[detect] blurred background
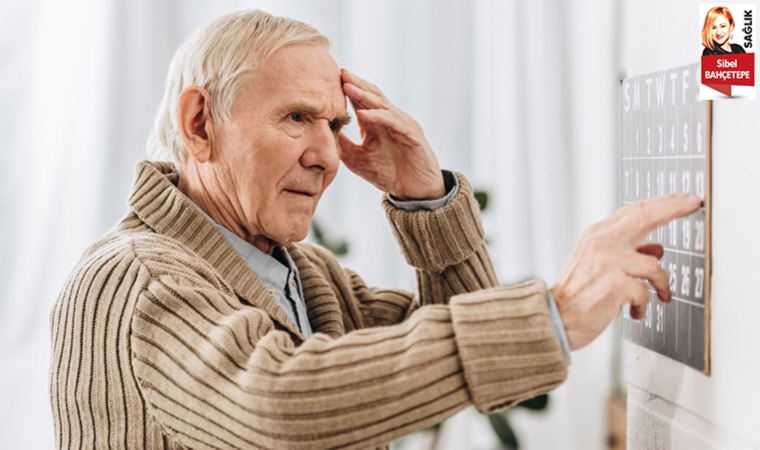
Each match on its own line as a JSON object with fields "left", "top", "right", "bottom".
{"left": 1, "top": 0, "right": 625, "bottom": 448}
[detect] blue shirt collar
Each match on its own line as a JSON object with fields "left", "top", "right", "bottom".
{"left": 194, "top": 207, "right": 297, "bottom": 294}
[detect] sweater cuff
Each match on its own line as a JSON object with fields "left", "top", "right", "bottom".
{"left": 382, "top": 171, "right": 484, "bottom": 273}
{"left": 386, "top": 170, "right": 459, "bottom": 211}
{"left": 449, "top": 279, "right": 569, "bottom": 413}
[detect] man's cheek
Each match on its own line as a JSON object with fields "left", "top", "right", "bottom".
{"left": 324, "top": 169, "right": 338, "bottom": 190}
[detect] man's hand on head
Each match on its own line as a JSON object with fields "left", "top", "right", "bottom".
{"left": 338, "top": 69, "right": 445, "bottom": 201}
{"left": 553, "top": 193, "right": 702, "bottom": 351}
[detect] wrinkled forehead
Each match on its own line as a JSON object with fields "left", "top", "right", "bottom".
{"left": 240, "top": 43, "right": 346, "bottom": 117}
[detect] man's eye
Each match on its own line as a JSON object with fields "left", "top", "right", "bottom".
{"left": 289, "top": 112, "right": 304, "bottom": 122}
{"left": 328, "top": 120, "right": 342, "bottom": 132}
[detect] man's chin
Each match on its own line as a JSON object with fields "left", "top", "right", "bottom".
{"left": 273, "top": 221, "right": 312, "bottom": 246}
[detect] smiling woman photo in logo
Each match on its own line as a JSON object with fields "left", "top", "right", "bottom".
{"left": 702, "top": 6, "right": 747, "bottom": 55}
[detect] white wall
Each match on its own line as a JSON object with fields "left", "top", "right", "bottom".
{"left": 622, "top": 1, "right": 760, "bottom": 448}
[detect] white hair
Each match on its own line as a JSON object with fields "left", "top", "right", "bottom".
{"left": 146, "top": 9, "right": 330, "bottom": 164}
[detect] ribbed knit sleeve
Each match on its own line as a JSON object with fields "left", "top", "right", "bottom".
{"left": 382, "top": 172, "right": 500, "bottom": 306}
{"left": 296, "top": 242, "right": 417, "bottom": 330}
{"left": 128, "top": 238, "right": 567, "bottom": 449}
{"left": 449, "top": 280, "right": 568, "bottom": 412}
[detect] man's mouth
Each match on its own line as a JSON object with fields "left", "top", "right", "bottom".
{"left": 284, "top": 189, "right": 317, "bottom": 197}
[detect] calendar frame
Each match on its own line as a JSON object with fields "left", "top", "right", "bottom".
{"left": 619, "top": 63, "right": 712, "bottom": 375}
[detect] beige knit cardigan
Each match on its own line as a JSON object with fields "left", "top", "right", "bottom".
{"left": 49, "top": 160, "right": 568, "bottom": 449}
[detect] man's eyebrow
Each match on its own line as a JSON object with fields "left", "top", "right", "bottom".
{"left": 281, "top": 102, "right": 351, "bottom": 125}
{"left": 282, "top": 102, "right": 321, "bottom": 115}
{"left": 336, "top": 115, "right": 352, "bottom": 127}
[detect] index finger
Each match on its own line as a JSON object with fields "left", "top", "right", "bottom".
{"left": 341, "top": 69, "right": 385, "bottom": 98}
{"left": 617, "top": 193, "right": 702, "bottom": 241}
{"left": 343, "top": 82, "right": 387, "bottom": 110}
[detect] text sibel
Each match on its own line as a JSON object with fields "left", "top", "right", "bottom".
{"left": 716, "top": 59, "right": 738, "bottom": 68}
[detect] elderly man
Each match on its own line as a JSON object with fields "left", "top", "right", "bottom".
{"left": 49, "top": 9, "right": 701, "bottom": 450}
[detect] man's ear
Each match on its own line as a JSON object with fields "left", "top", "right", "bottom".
{"left": 178, "top": 86, "right": 215, "bottom": 163}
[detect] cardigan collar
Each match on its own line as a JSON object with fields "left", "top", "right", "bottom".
{"left": 126, "top": 160, "right": 345, "bottom": 342}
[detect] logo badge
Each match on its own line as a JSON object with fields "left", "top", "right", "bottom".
{"left": 699, "top": 4, "right": 756, "bottom": 99}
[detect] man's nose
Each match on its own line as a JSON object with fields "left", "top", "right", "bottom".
{"left": 301, "top": 120, "right": 340, "bottom": 172}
